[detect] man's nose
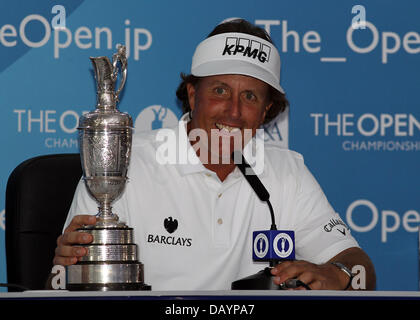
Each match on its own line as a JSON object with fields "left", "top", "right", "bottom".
{"left": 227, "top": 94, "right": 241, "bottom": 119}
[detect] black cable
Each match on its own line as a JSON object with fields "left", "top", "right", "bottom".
{"left": 296, "top": 280, "right": 312, "bottom": 290}
{"left": 281, "top": 279, "right": 312, "bottom": 290}
{"left": 233, "top": 151, "right": 277, "bottom": 231}
{"left": 266, "top": 199, "right": 277, "bottom": 231}
{"left": 0, "top": 283, "right": 29, "bottom": 291}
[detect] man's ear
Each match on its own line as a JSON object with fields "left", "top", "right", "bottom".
{"left": 262, "top": 101, "right": 273, "bottom": 123}
{"left": 186, "top": 83, "right": 196, "bottom": 111}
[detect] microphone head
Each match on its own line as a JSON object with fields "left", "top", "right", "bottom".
{"left": 252, "top": 230, "right": 295, "bottom": 261}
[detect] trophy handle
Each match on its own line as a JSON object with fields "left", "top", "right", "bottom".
{"left": 112, "top": 44, "right": 127, "bottom": 103}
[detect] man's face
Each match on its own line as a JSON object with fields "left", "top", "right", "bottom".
{"left": 186, "top": 74, "right": 272, "bottom": 163}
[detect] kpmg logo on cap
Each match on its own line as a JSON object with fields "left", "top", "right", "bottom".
{"left": 222, "top": 37, "right": 271, "bottom": 63}
{"left": 252, "top": 230, "right": 295, "bottom": 261}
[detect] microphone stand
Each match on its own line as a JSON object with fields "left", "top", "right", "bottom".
{"left": 231, "top": 202, "right": 282, "bottom": 289}
{"left": 231, "top": 152, "right": 305, "bottom": 290}
{"left": 231, "top": 151, "right": 281, "bottom": 289}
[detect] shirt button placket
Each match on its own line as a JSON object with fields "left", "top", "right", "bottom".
{"left": 214, "top": 188, "right": 229, "bottom": 246}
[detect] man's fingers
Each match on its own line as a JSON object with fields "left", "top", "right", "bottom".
{"left": 53, "top": 255, "right": 78, "bottom": 266}
{"left": 295, "top": 272, "right": 318, "bottom": 290}
{"left": 271, "top": 261, "right": 307, "bottom": 284}
{"left": 271, "top": 260, "right": 307, "bottom": 274}
{"left": 58, "top": 231, "right": 93, "bottom": 246}
{"left": 53, "top": 215, "right": 96, "bottom": 267}
{"left": 271, "top": 261, "right": 293, "bottom": 274}
{"left": 63, "top": 215, "right": 96, "bottom": 233}
{"left": 55, "top": 243, "right": 88, "bottom": 258}
{"left": 271, "top": 261, "right": 334, "bottom": 290}
{"left": 54, "top": 231, "right": 91, "bottom": 266}
{"left": 306, "top": 280, "right": 323, "bottom": 290}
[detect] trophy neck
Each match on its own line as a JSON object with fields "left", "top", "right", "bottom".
{"left": 97, "top": 92, "right": 116, "bottom": 110}
{"left": 96, "top": 203, "right": 126, "bottom": 228}
{"left": 90, "top": 56, "right": 117, "bottom": 110}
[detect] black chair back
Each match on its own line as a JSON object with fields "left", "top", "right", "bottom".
{"left": 5, "top": 153, "right": 82, "bottom": 291}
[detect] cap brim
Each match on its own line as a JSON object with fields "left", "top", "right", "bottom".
{"left": 192, "top": 59, "right": 285, "bottom": 94}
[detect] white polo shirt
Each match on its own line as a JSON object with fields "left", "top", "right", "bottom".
{"left": 65, "top": 114, "right": 359, "bottom": 290}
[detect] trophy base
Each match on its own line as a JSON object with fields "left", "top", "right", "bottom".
{"left": 66, "top": 262, "right": 151, "bottom": 291}
{"left": 231, "top": 267, "right": 281, "bottom": 290}
{"left": 66, "top": 282, "right": 151, "bottom": 291}
{"left": 66, "top": 224, "right": 151, "bottom": 291}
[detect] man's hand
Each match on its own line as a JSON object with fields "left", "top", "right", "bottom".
{"left": 270, "top": 247, "right": 376, "bottom": 290}
{"left": 53, "top": 215, "right": 96, "bottom": 266}
{"left": 270, "top": 260, "right": 348, "bottom": 290}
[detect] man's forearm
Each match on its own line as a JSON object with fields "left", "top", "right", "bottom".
{"left": 328, "top": 247, "right": 376, "bottom": 290}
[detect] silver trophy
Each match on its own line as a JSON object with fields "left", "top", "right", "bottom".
{"left": 66, "top": 45, "right": 150, "bottom": 291}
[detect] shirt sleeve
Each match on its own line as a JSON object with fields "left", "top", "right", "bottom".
{"left": 292, "top": 160, "right": 359, "bottom": 264}
{"left": 63, "top": 178, "right": 98, "bottom": 232}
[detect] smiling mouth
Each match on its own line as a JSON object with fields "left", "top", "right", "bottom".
{"left": 215, "top": 123, "right": 241, "bottom": 133}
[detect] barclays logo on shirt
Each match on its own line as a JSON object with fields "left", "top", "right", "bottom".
{"left": 147, "top": 234, "right": 192, "bottom": 247}
{"left": 147, "top": 216, "right": 193, "bottom": 247}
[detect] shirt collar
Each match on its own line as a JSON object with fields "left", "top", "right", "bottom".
{"left": 173, "top": 113, "right": 208, "bottom": 176}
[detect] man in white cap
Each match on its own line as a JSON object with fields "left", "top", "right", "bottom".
{"left": 53, "top": 19, "right": 375, "bottom": 290}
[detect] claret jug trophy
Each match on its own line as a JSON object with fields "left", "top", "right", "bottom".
{"left": 66, "top": 45, "right": 150, "bottom": 291}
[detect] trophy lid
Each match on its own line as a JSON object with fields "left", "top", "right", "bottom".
{"left": 79, "top": 45, "right": 133, "bottom": 131}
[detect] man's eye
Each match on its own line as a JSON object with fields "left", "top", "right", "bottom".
{"left": 214, "top": 87, "right": 226, "bottom": 95}
{"left": 245, "top": 91, "right": 256, "bottom": 101}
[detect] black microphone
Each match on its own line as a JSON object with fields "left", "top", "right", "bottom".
{"left": 231, "top": 151, "right": 298, "bottom": 290}
{"left": 232, "top": 151, "right": 277, "bottom": 231}
{"left": 232, "top": 151, "right": 270, "bottom": 201}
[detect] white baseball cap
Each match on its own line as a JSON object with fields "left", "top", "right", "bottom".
{"left": 191, "top": 32, "right": 284, "bottom": 94}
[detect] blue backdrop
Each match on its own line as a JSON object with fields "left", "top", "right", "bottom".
{"left": 0, "top": 0, "right": 419, "bottom": 291}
